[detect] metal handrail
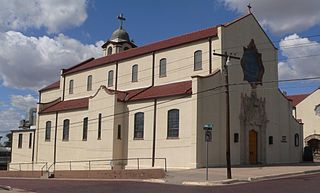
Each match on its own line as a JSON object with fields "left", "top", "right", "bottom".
{"left": 8, "top": 158, "right": 167, "bottom": 172}
{"left": 53, "top": 157, "right": 167, "bottom": 172}
{"left": 8, "top": 162, "right": 48, "bottom": 171}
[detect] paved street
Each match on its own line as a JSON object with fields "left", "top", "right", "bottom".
{"left": 0, "top": 173, "right": 320, "bottom": 193}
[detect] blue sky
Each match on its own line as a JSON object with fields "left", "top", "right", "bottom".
{"left": 0, "top": 0, "right": 320, "bottom": 136}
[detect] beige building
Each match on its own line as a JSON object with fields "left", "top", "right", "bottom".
{"left": 288, "top": 88, "right": 320, "bottom": 151}
{"left": 10, "top": 13, "right": 303, "bottom": 171}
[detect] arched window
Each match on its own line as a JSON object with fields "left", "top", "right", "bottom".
{"left": 167, "top": 109, "right": 179, "bottom": 138}
{"left": 159, "top": 58, "right": 167, "bottom": 77}
{"left": 108, "top": 70, "right": 114, "bottom": 87}
{"left": 45, "top": 121, "right": 51, "bottom": 141}
{"left": 132, "top": 64, "right": 138, "bottom": 82}
{"left": 295, "top": 133, "right": 299, "bottom": 147}
{"left": 107, "top": 47, "right": 112, "bottom": 55}
{"left": 134, "top": 112, "right": 144, "bottom": 139}
{"left": 63, "top": 119, "right": 70, "bottom": 141}
{"left": 87, "top": 75, "right": 92, "bottom": 91}
{"left": 194, "top": 50, "right": 202, "bottom": 71}
{"left": 69, "top": 80, "right": 74, "bottom": 94}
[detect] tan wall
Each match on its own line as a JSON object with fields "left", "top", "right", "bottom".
{"left": 11, "top": 131, "right": 34, "bottom": 164}
{"left": 296, "top": 90, "right": 320, "bottom": 141}
{"left": 40, "top": 89, "right": 60, "bottom": 103}
{"left": 64, "top": 64, "right": 116, "bottom": 100}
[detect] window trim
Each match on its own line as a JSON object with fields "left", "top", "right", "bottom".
{"left": 108, "top": 70, "right": 114, "bottom": 87}
{"left": 167, "top": 109, "right": 179, "bottom": 139}
{"left": 132, "top": 64, "right": 138, "bottom": 82}
{"left": 134, "top": 112, "right": 144, "bottom": 139}
{"left": 159, "top": 58, "right": 167, "bottom": 77}
{"left": 107, "top": 47, "right": 112, "bottom": 55}
{"left": 83, "top": 117, "right": 88, "bottom": 141}
{"left": 87, "top": 75, "right": 93, "bottom": 91}
{"left": 18, "top": 134, "right": 23, "bottom": 148}
{"left": 194, "top": 50, "right": 203, "bottom": 71}
{"left": 45, "top": 121, "right": 51, "bottom": 141}
{"left": 29, "top": 133, "right": 32, "bottom": 149}
{"left": 69, "top": 80, "right": 74, "bottom": 94}
{"left": 62, "top": 119, "right": 70, "bottom": 141}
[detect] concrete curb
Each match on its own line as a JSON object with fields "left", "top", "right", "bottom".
{"left": 0, "top": 185, "right": 11, "bottom": 191}
{"left": 182, "top": 179, "right": 248, "bottom": 186}
{"left": 248, "top": 169, "right": 320, "bottom": 182}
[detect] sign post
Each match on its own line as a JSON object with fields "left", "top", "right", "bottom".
{"left": 203, "top": 123, "right": 213, "bottom": 181}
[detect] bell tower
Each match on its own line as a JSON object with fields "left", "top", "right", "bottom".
{"left": 102, "top": 14, "right": 137, "bottom": 56}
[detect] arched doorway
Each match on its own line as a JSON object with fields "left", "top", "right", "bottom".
{"left": 249, "top": 130, "right": 258, "bottom": 164}
{"left": 305, "top": 134, "right": 320, "bottom": 160}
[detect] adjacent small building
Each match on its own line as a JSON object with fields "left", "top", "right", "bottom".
{"left": 288, "top": 88, "right": 320, "bottom": 153}
{"left": 10, "top": 13, "right": 303, "bottom": 171}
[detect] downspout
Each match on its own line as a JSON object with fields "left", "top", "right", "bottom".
{"left": 115, "top": 62, "right": 119, "bottom": 91}
{"left": 32, "top": 130, "right": 36, "bottom": 162}
{"left": 152, "top": 52, "right": 155, "bottom": 86}
{"left": 208, "top": 37, "right": 212, "bottom": 74}
{"left": 61, "top": 69, "right": 66, "bottom": 101}
{"left": 53, "top": 112, "right": 58, "bottom": 172}
{"left": 36, "top": 91, "right": 41, "bottom": 162}
{"left": 152, "top": 99, "right": 157, "bottom": 167}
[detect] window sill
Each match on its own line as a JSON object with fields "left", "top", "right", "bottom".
{"left": 194, "top": 68, "right": 203, "bottom": 71}
{"left": 45, "top": 139, "right": 50, "bottom": 142}
{"left": 133, "top": 138, "right": 144, "bottom": 140}
{"left": 167, "top": 137, "right": 179, "bottom": 140}
{"left": 159, "top": 75, "right": 167, "bottom": 78}
{"left": 82, "top": 139, "right": 87, "bottom": 141}
{"left": 97, "top": 138, "right": 101, "bottom": 140}
{"left": 62, "top": 139, "right": 69, "bottom": 142}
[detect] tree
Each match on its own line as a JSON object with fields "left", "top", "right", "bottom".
{"left": 3, "top": 133, "right": 12, "bottom": 148}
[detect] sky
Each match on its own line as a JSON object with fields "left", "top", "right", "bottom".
{"left": 0, "top": 0, "right": 320, "bottom": 137}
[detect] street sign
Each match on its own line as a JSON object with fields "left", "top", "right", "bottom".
{"left": 203, "top": 123, "right": 213, "bottom": 130}
{"left": 205, "top": 130, "right": 212, "bottom": 142}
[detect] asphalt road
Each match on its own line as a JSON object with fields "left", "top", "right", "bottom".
{"left": 0, "top": 173, "right": 319, "bottom": 193}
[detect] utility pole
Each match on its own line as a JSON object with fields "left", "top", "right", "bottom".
{"left": 213, "top": 52, "right": 240, "bottom": 179}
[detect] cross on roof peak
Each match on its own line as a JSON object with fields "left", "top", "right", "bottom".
{"left": 247, "top": 4, "right": 252, "bottom": 14}
{"left": 117, "top": 13, "right": 126, "bottom": 29}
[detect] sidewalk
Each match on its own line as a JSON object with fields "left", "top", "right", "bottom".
{"left": 164, "top": 162, "right": 320, "bottom": 185}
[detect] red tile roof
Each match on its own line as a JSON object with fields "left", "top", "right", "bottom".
{"left": 63, "top": 26, "right": 218, "bottom": 75}
{"left": 39, "top": 80, "right": 60, "bottom": 92}
{"left": 118, "top": 81, "right": 192, "bottom": 102}
{"left": 40, "top": 97, "right": 89, "bottom": 114}
{"left": 287, "top": 94, "right": 310, "bottom": 107}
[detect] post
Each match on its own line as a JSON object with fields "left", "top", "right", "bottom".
{"left": 137, "top": 158, "right": 140, "bottom": 170}
{"left": 206, "top": 139, "right": 209, "bottom": 181}
{"left": 224, "top": 52, "right": 232, "bottom": 179}
{"left": 213, "top": 52, "right": 240, "bottom": 179}
{"left": 89, "top": 161, "right": 91, "bottom": 171}
{"left": 69, "top": 161, "right": 72, "bottom": 171}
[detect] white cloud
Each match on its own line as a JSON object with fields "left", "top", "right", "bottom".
{"left": 0, "top": 108, "right": 23, "bottom": 133}
{"left": 219, "top": 0, "right": 320, "bottom": 34}
{"left": 0, "top": 31, "right": 103, "bottom": 90}
{"left": 278, "top": 34, "right": 320, "bottom": 80}
{"left": 0, "top": 0, "right": 88, "bottom": 33}
{"left": 10, "top": 95, "right": 37, "bottom": 111}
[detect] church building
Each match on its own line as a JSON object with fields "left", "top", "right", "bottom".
{"left": 10, "top": 12, "right": 303, "bottom": 171}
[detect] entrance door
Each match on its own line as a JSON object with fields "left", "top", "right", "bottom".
{"left": 249, "top": 130, "right": 257, "bottom": 164}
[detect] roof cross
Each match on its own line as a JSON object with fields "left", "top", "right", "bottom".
{"left": 117, "top": 13, "right": 126, "bottom": 29}
{"left": 247, "top": 4, "right": 252, "bottom": 14}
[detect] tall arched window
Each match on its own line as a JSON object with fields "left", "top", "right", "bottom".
{"left": 132, "top": 64, "right": 138, "bottom": 82}
{"left": 167, "top": 109, "right": 179, "bottom": 138}
{"left": 63, "top": 119, "right": 70, "bottom": 141}
{"left": 108, "top": 70, "right": 114, "bottom": 87}
{"left": 194, "top": 50, "right": 202, "bottom": 71}
{"left": 134, "top": 112, "right": 144, "bottom": 139}
{"left": 45, "top": 121, "right": 51, "bottom": 141}
{"left": 87, "top": 75, "right": 92, "bottom": 91}
{"left": 69, "top": 80, "right": 74, "bottom": 94}
{"left": 159, "top": 58, "right": 167, "bottom": 77}
{"left": 107, "top": 47, "right": 112, "bottom": 55}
